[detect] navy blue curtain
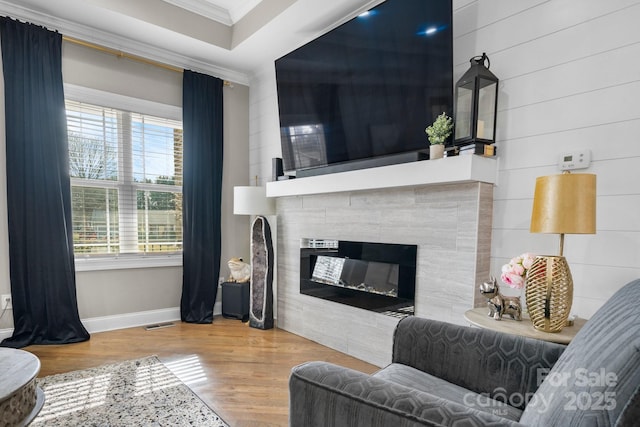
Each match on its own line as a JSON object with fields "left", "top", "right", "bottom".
{"left": 181, "top": 70, "right": 223, "bottom": 323}
{"left": 0, "top": 17, "right": 89, "bottom": 347}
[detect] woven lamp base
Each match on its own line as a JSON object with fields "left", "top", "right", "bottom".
{"left": 525, "top": 255, "right": 573, "bottom": 333}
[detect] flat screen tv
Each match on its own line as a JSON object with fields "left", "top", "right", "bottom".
{"left": 275, "top": 0, "right": 453, "bottom": 176}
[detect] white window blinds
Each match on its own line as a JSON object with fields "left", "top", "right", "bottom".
{"left": 66, "top": 100, "right": 183, "bottom": 256}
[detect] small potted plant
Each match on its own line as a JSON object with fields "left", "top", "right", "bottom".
{"left": 425, "top": 112, "right": 453, "bottom": 159}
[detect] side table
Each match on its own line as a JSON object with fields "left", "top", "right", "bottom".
{"left": 0, "top": 348, "right": 45, "bottom": 426}
{"left": 464, "top": 307, "right": 587, "bottom": 344}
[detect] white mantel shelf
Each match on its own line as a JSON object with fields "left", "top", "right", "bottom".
{"left": 266, "top": 154, "right": 497, "bottom": 197}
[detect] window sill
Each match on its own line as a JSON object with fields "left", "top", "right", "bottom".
{"left": 75, "top": 254, "right": 182, "bottom": 272}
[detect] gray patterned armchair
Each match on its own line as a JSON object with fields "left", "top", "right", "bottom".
{"left": 289, "top": 279, "right": 640, "bottom": 426}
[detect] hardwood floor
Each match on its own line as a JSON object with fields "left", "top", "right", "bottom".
{"left": 24, "top": 316, "right": 378, "bottom": 426}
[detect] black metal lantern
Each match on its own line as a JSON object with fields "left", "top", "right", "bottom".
{"left": 454, "top": 53, "right": 499, "bottom": 147}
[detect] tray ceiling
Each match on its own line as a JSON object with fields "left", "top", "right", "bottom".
{"left": 0, "top": 0, "right": 381, "bottom": 84}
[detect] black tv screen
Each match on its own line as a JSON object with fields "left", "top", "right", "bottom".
{"left": 275, "top": 0, "right": 453, "bottom": 175}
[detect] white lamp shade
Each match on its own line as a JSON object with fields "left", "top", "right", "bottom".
{"left": 233, "top": 186, "right": 275, "bottom": 215}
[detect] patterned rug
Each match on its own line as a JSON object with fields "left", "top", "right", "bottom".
{"left": 31, "top": 356, "right": 228, "bottom": 426}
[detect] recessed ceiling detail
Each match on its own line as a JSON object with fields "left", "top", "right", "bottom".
{"left": 0, "top": 0, "right": 375, "bottom": 83}
{"left": 161, "top": 0, "right": 263, "bottom": 25}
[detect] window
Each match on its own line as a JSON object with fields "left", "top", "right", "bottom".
{"left": 66, "top": 100, "right": 183, "bottom": 257}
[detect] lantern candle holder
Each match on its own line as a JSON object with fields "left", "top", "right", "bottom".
{"left": 454, "top": 52, "right": 499, "bottom": 149}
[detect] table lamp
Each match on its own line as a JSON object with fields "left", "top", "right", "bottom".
{"left": 233, "top": 186, "right": 276, "bottom": 330}
{"left": 526, "top": 172, "right": 596, "bottom": 332}
{"left": 233, "top": 186, "right": 275, "bottom": 217}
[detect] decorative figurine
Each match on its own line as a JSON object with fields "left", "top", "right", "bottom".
{"left": 479, "top": 277, "right": 522, "bottom": 321}
{"left": 249, "top": 216, "right": 274, "bottom": 330}
{"left": 227, "top": 257, "right": 250, "bottom": 283}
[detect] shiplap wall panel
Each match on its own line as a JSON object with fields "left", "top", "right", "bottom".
{"left": 248, "top": 65, "right": 281, "bottom": 186}
{"left": 495, "top": 166, "right": 558, "bottom": 200}
{"left": 495, "top": 160, "right": 640, "bottom": 204}
{"left": 567, "top": 232, "right": 640, "bottom": 267}
{"left": 500, "top": 43, "right": 640, "bottom": 111}
{"left": 491, "top": 228, "right": 555, "bottom": 259}
{"left": 492, "top": 194, "right": 640, "bottom": 244}
{"left": 572, "top": 265, "right": 640, "bottom": 298}
{"left": 497, "top": 120, "right": 640, "bottom": 170}
{"left": 455, "top": 1, "right": 640, "bottom": 73}
{"left": 597, "top": 195, "right": 640, "bottom": 231}
{"left": 489, "top": 229, "right": 640, "bottom": 268}
{"left": 492, "top": 199, "right": 532, "bottom": 229}
{"left": 499, "top": 82, "right": 640, "bottom": 141}
{"left": 592, "top": 158, "right": 640, "bottom": 196}
{"left": 452, "top": 0, "right": 476, "bottom": 12}
{"left": 452, "top": 0, "right": 549, "bottom": 41}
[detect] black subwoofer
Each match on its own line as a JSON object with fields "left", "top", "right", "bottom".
{"left": 221, "top": 281, "right": 250, "bottom": 321}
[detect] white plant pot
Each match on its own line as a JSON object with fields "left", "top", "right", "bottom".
{"left": 429, "top": 144, "right": 444, "bottom": 160}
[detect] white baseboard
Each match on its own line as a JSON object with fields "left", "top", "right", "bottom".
{"left": 0, "top": 328, "right": 12, "bottom": 341}
{"left": 81, "top": 307, "right": 182, "bottom": 334}
{"left": 0, "top": 301, "right": 222, "bottom": 340}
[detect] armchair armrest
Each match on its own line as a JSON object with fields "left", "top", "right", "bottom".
{"left": 392, "top": 316, "right": 566, "bottom": 410}
{"left": 289, "top": 361, "right": 524, "bottom": 427}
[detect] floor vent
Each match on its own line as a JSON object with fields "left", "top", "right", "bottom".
{"left": 144, "top": 322, "right": 175, "bottom": 331}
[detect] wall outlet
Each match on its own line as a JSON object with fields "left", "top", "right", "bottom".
{"left": 1, "top": 294, "right": 12, "bottom": 310}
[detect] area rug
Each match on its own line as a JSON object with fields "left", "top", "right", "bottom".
{"left": 31, "top": 356, "right": 228, "bottom": 426}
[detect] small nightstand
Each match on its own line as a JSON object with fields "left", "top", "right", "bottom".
{"left": 464, "top": 307, "right": 587, "bottom": 344}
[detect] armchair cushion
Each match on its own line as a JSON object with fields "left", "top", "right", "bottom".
{"left": 290, "top": 361, "right": 524, "bottom": 427}
{"left": 373, "top": 363, "right": 523, "bottom": 421}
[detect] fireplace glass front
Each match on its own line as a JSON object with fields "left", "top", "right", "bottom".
{"left": 300, "top": 238, "right": 416, "bottom": 316}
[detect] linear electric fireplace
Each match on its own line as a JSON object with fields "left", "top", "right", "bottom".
{"left": 300, "top": 238, "right": 417, "bottom": 316}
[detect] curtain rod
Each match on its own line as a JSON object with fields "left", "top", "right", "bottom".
{"left": 62, "top": 35, "right": 233, "bottom": 87}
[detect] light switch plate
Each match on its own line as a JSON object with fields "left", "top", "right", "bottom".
{"left": 559, "top": 149, "right": 591, "bottom": 171}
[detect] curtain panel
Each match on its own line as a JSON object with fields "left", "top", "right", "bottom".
{"left": 181, "top": 70, "right": 223, "bottom": 323}
{"left": 0, "top": 17, "right": 89, "bottom": 347}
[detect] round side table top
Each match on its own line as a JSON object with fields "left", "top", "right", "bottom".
{"left": 464, "top": 307, "right": 587, "bottom": 344}
{"left": 0, "top": 348, "right": 40, "bottom": 400}
{"left": 0, "top": 347, "right": 44, "bottom": 426}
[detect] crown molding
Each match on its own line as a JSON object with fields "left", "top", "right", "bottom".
{"left": 226, "top": 0, "right": 263, "bottom": 24}
{"left": 0, "top": 0, "right": 250, "bottom": 85}
{"left": 161, "top": 0, "right": 263, "bottom": 26}
{"left": 161, "top": 0, "right": 233, "bottom": 26}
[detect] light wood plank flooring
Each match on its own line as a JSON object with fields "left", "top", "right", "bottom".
{"left": 24, "top": 316, "right": 378, "bottom": 426}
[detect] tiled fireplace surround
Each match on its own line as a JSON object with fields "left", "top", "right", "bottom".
{"left": 268, "top": 157, "right": 495, "bottom": 367}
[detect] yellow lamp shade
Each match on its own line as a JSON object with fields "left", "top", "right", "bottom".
{"left": 530, "top": 173, "right": 596, "bottom": 235}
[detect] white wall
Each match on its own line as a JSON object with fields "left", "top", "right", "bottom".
{"left": 0, "top": 40, "right": 251, "bottom": 332}
{"left": 248, "top": 0, "right": 640, "bottom": 320}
